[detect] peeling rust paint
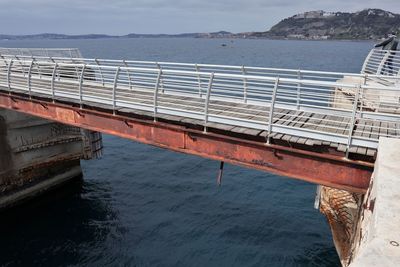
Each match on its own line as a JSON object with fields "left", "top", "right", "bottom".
{"left": 319, "top": 186, "right": 363, "bottom": 266}
{"left": 0, "top": 91, "right": 373, "bottom": 193}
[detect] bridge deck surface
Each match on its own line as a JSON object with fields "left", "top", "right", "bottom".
{"left": 4, "top": 80, "right": 384, "bottom": 160}
{"left": 1, "top": 55, "right": 400, "bottom": 162}
{"left": 3, "top": 49, "right": 398, "bottom": 191}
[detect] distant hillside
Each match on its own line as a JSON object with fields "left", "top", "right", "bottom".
{"left": 0, "top": 31, "right": 234, "bottom": 40}
{"left": 1, "top": 9, "right": 399, "bottom": 41}
{"left": 252, "top": 9, "right": 400, "bottom": 40}
{"left": 125, "top": 31, "right": 233, "bottom": 38}
{"left": 0, "top": 33, "right": 117, "bottom": 40}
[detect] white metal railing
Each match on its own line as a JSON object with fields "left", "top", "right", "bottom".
{"left": 0, "top": 47, "right": 82, "bottom": 58}
{"left": 0, "top": 52, "right": 399, "bottom": 155}
{"left": 362, "top": 49, "right": 400, "bottom": 77}
{"left": 3, "top": 54, "right": 400, "bottom": 83}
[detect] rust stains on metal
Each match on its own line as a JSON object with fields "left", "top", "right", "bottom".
{"left": 0, "top": 92, "right": 373, "bottom": 193}
{"left": 318, "top": 186, "right": 363, "bottom": 265}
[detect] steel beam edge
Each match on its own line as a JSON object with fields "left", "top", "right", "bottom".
{"left": 0, "top": 91, "right": 372, "bottom": 193}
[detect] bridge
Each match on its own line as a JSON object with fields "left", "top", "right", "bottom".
{"left": 0, "top": 48, "right": 399, "bottom": 193}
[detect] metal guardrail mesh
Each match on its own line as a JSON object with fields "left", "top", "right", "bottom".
{"left": 0, "top": 49, "right": 399, "bottom": 154}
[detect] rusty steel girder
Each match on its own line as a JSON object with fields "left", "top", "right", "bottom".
{"left": 0, "top": 92, "right": 373, "bottom": 193}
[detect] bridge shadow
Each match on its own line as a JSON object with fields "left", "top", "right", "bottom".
{"left": 0, "top": 176, "right": 123, "bottom": 266}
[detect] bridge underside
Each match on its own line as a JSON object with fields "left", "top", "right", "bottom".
{"left": 0, "top": 90, "right": 373, "bottom": 193}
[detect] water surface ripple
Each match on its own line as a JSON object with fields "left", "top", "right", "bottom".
{"left": 0, "top": 38, "right": 373, "bottom": 266}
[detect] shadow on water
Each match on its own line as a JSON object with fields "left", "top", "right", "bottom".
{"left": 0, "top": 134, "right": 341, "bottom": 267}
{"left": 0, "top": 177, "right": 123, "bottom": 266}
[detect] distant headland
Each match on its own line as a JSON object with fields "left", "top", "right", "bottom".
{"left": 1, "top": 8, "right": 399, "bottom": 41}
{"left": 252, "top": 8, "right": 400, "bottom": 40}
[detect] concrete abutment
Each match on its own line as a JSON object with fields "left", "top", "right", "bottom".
{"left": 0, "top": 108, "right": 102, "bottom": 209}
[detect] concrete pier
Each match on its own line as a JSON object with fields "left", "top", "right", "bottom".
{"left": 0, "top": 108, "right": 102, "bottom": 209}
{"left": 318, "top": 137, "right": 400, "bottom": 266}
{"left": 317, "top": 75, "right": 400, "bottom": 265}
{"left": 317, "top": 186, "right": 362, "bottom": 264}
{"left": 348, "top": 138, "right": 400, "bottom": 266}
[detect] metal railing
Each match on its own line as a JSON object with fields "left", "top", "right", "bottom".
{"left": 2, "top": 53, "right": 400, "bottom": 83}
{"left": 362, "top": 49, "right": 400, "bottom": 77}
{"left": 0, "top": 48, "right": 82, "bottom": 58}
{"left": 0, "top": 52, "right": 399, "bottom": 154}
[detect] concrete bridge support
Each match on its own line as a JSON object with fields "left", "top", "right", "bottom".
{"left": 317, "top": 137, "right": 400, "bottom": 266}
{"left": 348, "top": 137, "right": 400, "bottom": 266}
{"left": 317, "top": 186, "right": 363, "bottom": 265}
{"left": 0, "top": 108, "right": 102, "bottom": 209}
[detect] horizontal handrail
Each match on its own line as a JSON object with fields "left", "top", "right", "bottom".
{"left": 1, "top": 58, "right": 366, "bottom": 89}
{"left": 0, "top": 47, "right": 82, "bottom": 58}
{"left": 362, "top": 49, "right": 400, "bottom": 76}
{"left": 1, "top": 53, "right": 400, "bottom": 81}
{"left": 0, "top": 52, "right": 399, "bottom": 155}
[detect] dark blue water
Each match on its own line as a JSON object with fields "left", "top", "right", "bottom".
{"left": 0, "top": 38, "right": 374, "bottom": 266}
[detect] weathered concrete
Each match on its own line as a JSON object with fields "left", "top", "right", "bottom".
{"left": 318, "top": 77, "right": 400, "bottom": 265}
{"left": 0, "top": 108, "right": 102, "bottom": 209}
{"left": 348, "top": 137, "right": 400, "bottom": 266}
{"left": 0, "top": 165, "right": 82, "bottom": 209}
{"left": 335, "top": 76, "right": 400, "bottom": 114}
{"left": 318, "top": 186, "right": 362, "bottom": 265}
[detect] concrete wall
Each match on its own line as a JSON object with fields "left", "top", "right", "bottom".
{"left": 348, "top": 138, "right": 400, "bottom": 266}
{"left": 0, "top": 108, "right": 102, "bottom": 209}
{"left": 319, "top": 137, "right": 400, "bottom": 266}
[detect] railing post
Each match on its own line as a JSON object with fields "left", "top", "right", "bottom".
{"left": 156, "top": 62, "right": 164, "bottom": 93}
{"left": 112, "top": 67, "right": 121, "bottom": 114}
{"left": 27, "top": 59, "right": 34, "bottom": 98}
{"left": 15, "top": 56, "right": 26, "bottom": 77}
{"left": 360, "top": 74, "right": 367, "bottom": 113}
{"left": 345, "top": 85, "right": 361, "bottom": 158}
{"left": 7, "top": 59, "right": 13, "bottom": 94}
{"left": 51, "top": 63, "right": 58, "bottom": 102}
{"left": 123, "top": 60, "right": 133, "bottom": 89}
{"left": 195, "top": 64, "right": 202, "bottom": 97}
{"left": 31, "top": 56, "right": 42, "bottom": 79}
{"left": 94, "top": 59, "right": 105, "bottom": 86}
{"left": 267, "top": 77, "right": 280, "bottom": 144}
{"left": 241, "top": 66, "right": 248, "bottom": 103}
{"left": 361, "top": 49, "right": 374, "bottom": 74}
{"left": 0, "top": 55, "right": 7, "bottom": 75}
{"left": 72, "top": 58, "right": 80, "bottom": 79}
{"left": 204, "top": 73, "right": 215, "bottom": 132}
{"left": 296, "top": 70, "right": 301, "bottom": 110}
{"left": 153, "top": 69, "right": 163, "bottom": 121}
{"left": 377, "top": 51, "right": 390, "bottom": 75}
{"left": 78, "top": 64, "right": 87, "bottom": 108}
